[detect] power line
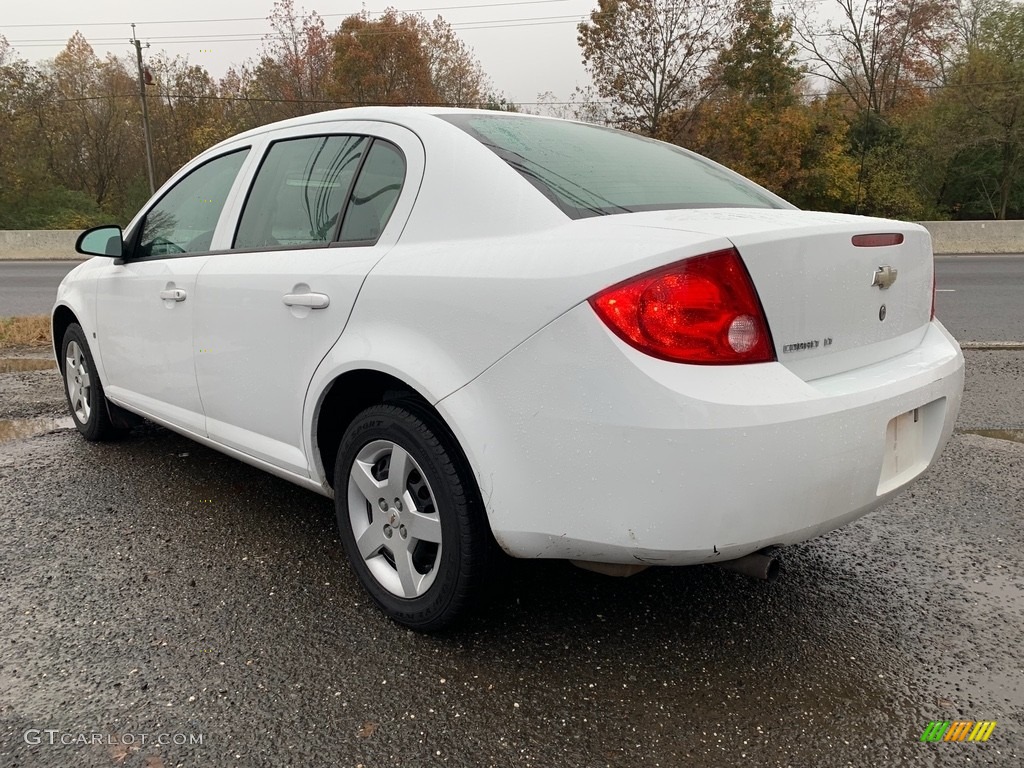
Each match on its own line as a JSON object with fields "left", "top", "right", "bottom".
{"left": 0, "top": 2, "right": 826, "bottom": 49}
{"left": 0, "top": 0, "right": 571, "bottom": 29}
{"left": 6, "top": 91, "right": 611, "bottom": 107}
{"left": 17, "top": 74, "right": 1024, "bottom": 110}
{"left": 4, "top": 9, "right": 597, "bottom": 48}
{"left": 6, "top": 17, "right": 591, "bottom": 48}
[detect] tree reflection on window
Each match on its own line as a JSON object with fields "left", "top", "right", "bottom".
{"left": 137, "top": 148, "right": 249, "bottom": 257}
{"left": 235, "top": 136, "right": 367, "bottom": 249}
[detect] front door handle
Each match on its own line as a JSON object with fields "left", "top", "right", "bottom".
{"left": 160, "top": 288, "right": 187, "bottom": 302}
{"left": 282, "top": 292, "right": 330, "bottom": 309}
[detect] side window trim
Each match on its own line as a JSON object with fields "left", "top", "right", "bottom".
{"left": 223, "top": 242, "right": 332, "bottom": 256}
{"left": 328, "top": 137, "right": 375, "bottom": 244}
{"left": 129, "top": 146, "right": 251, "bottom": 262}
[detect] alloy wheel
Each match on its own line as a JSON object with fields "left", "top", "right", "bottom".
{"left": 346, "top": 439, "right": 444, "bottom": 598}
{"left": 65, "top": 339, "right": 92, "bottom": 424}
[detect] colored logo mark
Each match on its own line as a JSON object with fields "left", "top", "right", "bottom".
{"left": 920, "top": 720, "right": 997, "bottom": 742}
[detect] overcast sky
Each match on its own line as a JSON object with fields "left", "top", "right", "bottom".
{"left": 1, "top": 0, "right": 602, "bottom": 106}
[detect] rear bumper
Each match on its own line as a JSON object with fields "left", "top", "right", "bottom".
{"left": 438, "top": 303, "right": 964, "bottom": 565}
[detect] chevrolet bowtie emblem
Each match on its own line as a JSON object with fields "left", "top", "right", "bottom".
{"left": 871, "top": 265, "right": 898, "bottom": 289}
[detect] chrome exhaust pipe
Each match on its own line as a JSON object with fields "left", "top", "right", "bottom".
{"left": 716, "top": 550, "right": 780, "bottom": 581}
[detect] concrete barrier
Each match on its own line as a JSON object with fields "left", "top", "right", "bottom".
{"left": 1, "top": 221, "right": 1022, "bottom": 259}
{"left": 0, "top": 230, "right": 81, "bottom": 261}
{"left": 919, "top": 221, "right": 1024, "bottom": 255}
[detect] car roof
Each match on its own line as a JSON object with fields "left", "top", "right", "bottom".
{"left": 207, "top": 106, "right": 560, "bottom": 152}
{"left": 186, "top": 106, "right": 572, "bottom": 244}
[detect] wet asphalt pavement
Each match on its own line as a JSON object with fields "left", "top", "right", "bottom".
{"left": 0, "top": 352, "right": 1021, "bottom": 767}
{"left": 0, "top": 262, "right": 81, "bottom": 319}
{"left": 933, "top": 256, "right": 1024, "bottom": 343}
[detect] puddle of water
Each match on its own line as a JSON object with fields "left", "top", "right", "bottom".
{"left": 959, "top": 428, "right": 1024, "bottom": 445}
{"left": 0, "top": 416, "right": 74, "bottom": 442}
{"left": 0, "top": 358, "right": 56, "bottom": 373}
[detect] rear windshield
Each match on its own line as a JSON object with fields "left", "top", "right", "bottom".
{"left": 441, "top": 114, "right": 787, "bottom": 219}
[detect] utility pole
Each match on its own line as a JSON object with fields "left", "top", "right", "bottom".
{"left": 130, "top": 23, "right": 156, "bottom": 196}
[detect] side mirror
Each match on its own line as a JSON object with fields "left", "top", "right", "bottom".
{"left": 76, "top": 225, "right": 124, "bottom": 258}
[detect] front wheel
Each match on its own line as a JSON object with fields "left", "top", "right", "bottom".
{"left": 335, "top": 403, "right": 490, "bottom": 631}
{"left": 61, "top": 323, "right": 120, "bottom": 441}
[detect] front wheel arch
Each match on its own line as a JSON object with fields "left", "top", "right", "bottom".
{"left": 52, "top": 305, "right": 80, "bottom": 372}
{"left": 60, "top": 323, "right": 125, "bottom": 441}
{"left": 53, "top": 308, "right": 140, "bottom": 432}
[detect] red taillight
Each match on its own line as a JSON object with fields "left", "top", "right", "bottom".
{"left": 589, "top": 248, "right": 776, "bottom": 364}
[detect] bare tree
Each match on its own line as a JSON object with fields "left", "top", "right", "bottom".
{"left": 792, "top": 0, "right": 953, "bottom": 115}
{"left": 262, "top": 0, "right": 333, "bottom": 112}
{"left": 37, "top": 34, "right": 141, "bottom": 207}
{"left": 532, "top": 86, "right": 612, "bottom": 124}
{"left": 578, "top": 0, "right": 733, "bottom": 136}
{"left": 941, "top": 1, "right": 1024, "bottom": 218}
{"left": 417, "top": 15, "right": 491, "bottom": 107}
{"left": 950, "top": 0, "right": 999, "bottom": 49}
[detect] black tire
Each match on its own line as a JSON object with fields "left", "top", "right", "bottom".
{"left": 334, "top": 403, "right": 490, "bottom": 631}
{"left": 60, "top": 323, "right": 121, "bottom": 441}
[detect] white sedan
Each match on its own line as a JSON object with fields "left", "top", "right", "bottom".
{"left": 55, "top": 108, "right": 964, "bottom": 630}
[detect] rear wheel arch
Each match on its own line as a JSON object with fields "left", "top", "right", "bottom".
{"left": 314, "top": 370, "right": 474, "bottom": 495}
{"left": 316, "top": 369, "right": 504, "bottom": 629}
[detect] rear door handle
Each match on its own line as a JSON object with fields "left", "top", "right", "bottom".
{"left": 282, "top": 292, "right": 330, "bottom": 309}
{"left": 159, "top": 288, "right": 187, "bottom": 302}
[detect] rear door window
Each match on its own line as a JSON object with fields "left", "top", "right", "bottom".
{"left": 339, "top": 140, "right": 406, "bottom": 244}
{"left": 234, "top": 135, "right": 367, "bottom": 250}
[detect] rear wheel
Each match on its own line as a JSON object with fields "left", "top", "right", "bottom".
{"left": 335, "top": 403, "right": 489, "bottom": 631}
{"left": 61, "top": 323, "right": 120, "bottom": 441}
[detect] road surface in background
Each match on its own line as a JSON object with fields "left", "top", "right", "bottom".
{"left": 1, "top": 256, "right": 1021, "bottom": 343}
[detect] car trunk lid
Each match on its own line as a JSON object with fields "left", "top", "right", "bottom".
{"left": 617, "top": 209, "right": 934, "bottom": 380}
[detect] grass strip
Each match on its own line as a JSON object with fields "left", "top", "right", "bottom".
{"left": 0, "top": 315, "right": 51, "bottom": 348}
